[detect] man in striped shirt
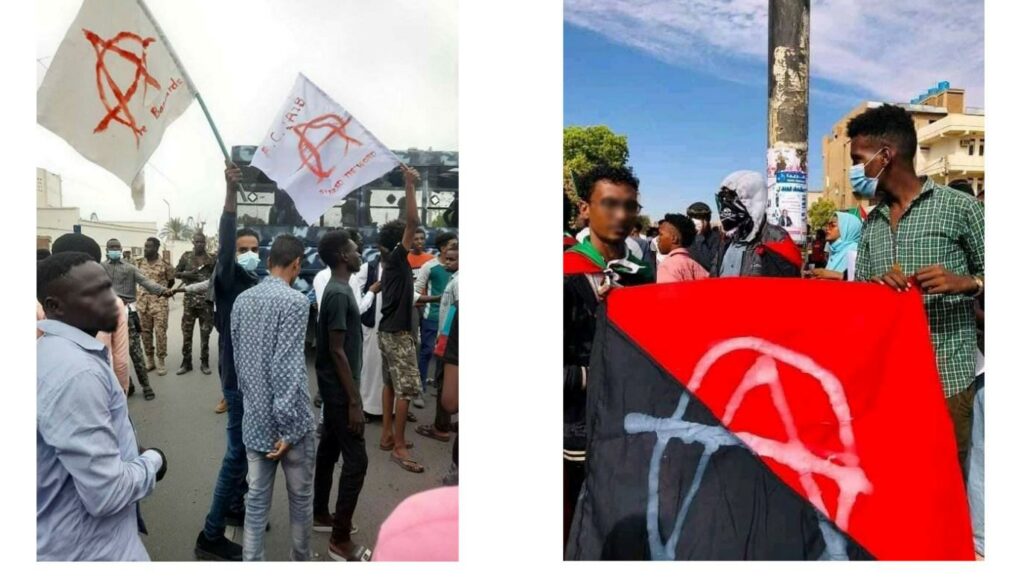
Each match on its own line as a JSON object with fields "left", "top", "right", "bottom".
{"left": 848, "top": 104, "right": 984, "bottom": 478}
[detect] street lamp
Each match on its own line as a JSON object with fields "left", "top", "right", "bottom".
{"left": 162, "top": 198, "right": 171, "bottom": 221}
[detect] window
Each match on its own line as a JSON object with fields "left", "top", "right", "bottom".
{"left": 968, "top": 141, "right": 975, "bottom": 156}
{"left": 980, "top": 139, "right": 985, "bottom": 156}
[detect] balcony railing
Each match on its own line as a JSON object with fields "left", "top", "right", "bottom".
{"left": 917, "top": 114, "right": 985, "bottom": 145}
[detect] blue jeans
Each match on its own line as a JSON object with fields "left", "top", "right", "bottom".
{"left": 203, "top": 384, "right": 248, "bottom": 540}
{"left": 243, "top": 433, "right": 315, "bottom": 561}
{"left": 419, "top": 318, "right": 439, "bottom": 386}
{"left": 968, "top": 375, "right": 984, "bottom": 556}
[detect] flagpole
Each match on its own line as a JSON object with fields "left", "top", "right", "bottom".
{"left": 136, "top": 0, "right": 231, "bottom": 162}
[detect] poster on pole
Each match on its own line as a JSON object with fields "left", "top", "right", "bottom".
{"left": 766, "top": 147, "right": 807, "bottom": 245}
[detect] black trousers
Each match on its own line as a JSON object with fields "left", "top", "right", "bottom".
{"left": 564, "top": 459, "right": 585, "bottom": 548}
{"left": 313, "top": 404, "right": 368, "bottom": 542}
{"left": 433, "top": 357, "right": 452, "bottom": 432}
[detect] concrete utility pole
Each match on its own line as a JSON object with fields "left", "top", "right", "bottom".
{"left": 767, "top": 0, "right": 810, "bottom": 244}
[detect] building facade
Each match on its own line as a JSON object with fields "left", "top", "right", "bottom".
{"left": 36, "top": 167, "right": 158, "bottom": 257}
{"left": 822, "top": 85, "right": 984, "bottom": 209}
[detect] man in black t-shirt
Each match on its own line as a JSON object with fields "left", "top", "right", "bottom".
{"left": 377, "top": 165, "right": 425, "bottom": 474}
{"left": 312, "top": 230, "right": 371, "bottom": 561}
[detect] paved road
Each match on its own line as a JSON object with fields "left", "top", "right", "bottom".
{"left": 130, "top": 300, "right": 455, "bottom": 561}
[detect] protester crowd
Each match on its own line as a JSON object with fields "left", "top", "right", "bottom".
{"left": 36, "top": 162, "right": 459, "bottom": 562}
{"left": 563, "top": 104, "right": 985, "bottom": 558}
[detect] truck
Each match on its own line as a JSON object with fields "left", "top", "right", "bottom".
{"left": 228, "top": 144, "right": 459, "bottom": 349}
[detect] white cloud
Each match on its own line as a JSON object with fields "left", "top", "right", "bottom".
{"left": 566, "top": 0, "right": 983, "bottom": 106}
{"left": 36, "top": 0, "right": 457, "bottom": 227}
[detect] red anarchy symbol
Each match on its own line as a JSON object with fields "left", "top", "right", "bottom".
{"left": 83, "top": 29, "right": 161, "bottom": 147}
{"left": 289, "top": 113, "right": 364, "bottom": 182}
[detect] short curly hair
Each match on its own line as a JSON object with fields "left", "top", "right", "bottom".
{"left": 846, "top": 104, "right": 917, "bottom": 165}
{"left": 38, "top": 252, "right": 94, "bottom": 304}
{"left": 378, "top": 220, "right": 405, "bottom": 251}
{"left": 662, "top": 213, "right": 697, "bottom": 248}
{"left": 577, "top": 164, "right": 639, "bottom": 203}
{"left": 436, "top": 232, "right": 457, "bottom": 251}
{"left": 318, "top": 229, "right": 352, "bottom": 269}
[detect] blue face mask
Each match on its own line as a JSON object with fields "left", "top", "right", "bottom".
{"left": 107, "top": 250, "right": 122, "bottom": 262}
{"left": 850, "top": 148, "right": 886, "bottom": 198}
{"left": 237, "top": 251, "right": 259, "bottom": 272}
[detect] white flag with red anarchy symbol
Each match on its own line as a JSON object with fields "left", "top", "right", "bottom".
{"left": 37, "top": 0, "right": 195, "bottom": 210}
{"left": 250, "top": 73, "right": 402, "bottom": 225}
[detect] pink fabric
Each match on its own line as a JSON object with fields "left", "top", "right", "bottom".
{"left": 36, "top": 298, "right": 130, "bottom": 393}
{"left": 656, "top": 247, "right": 709, "bottom": 283}
{"left": 374, "top": 487, "right": 458, "bottom": 561}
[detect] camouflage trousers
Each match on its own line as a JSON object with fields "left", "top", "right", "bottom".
{"left": 181, "top": 293, "right": 214, "bottom": 365}
{"left": 378, "top": 330, "right": 422, "bottom": 400}
{"left": 126, "top": 307, "right": 152, "bottom": 392}
{"left": 137, "top": 294, "right": 169, "bottom": 360}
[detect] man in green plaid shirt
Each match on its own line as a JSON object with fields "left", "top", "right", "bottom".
{"left": 848, "top": 105, "right": 984, "bottom": 478}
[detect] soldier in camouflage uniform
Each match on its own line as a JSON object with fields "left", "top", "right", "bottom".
{"left": 135, "top": 237, "right": 177, "bottom": 376}
{"left": 176, "top": 232, "right": 216, "bottom": 375}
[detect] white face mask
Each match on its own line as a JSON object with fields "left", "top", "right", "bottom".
{"left": 692, "top": 218, "right": 706, "bottom": 233}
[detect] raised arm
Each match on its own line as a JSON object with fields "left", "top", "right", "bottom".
{"left": 400, "top": 166, "right": 421, "bottom": 251}
{"left": 217, "top": 165, "right": 244, "bottom": 283}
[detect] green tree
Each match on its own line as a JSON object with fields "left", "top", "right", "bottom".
{"left": 160, "top": 217, "right": 195, "bottom": 241}
{"left": 564, "top": 125, "right": 630, "bottom": 201}
{"left": 807, "top": 198, "right": 837, "bottom": 233}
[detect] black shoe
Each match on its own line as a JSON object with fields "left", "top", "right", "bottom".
{"left": 177, "top": 363, "right": 193, "bottom": 375}
{"left": 200, "top": 362, "right": 211, "bottom": 375}
{"left": 194, "top": 530, "right": 242, "bottom": 561}
{"left": 143, "top": 387, "right": 156, "bottom": 401}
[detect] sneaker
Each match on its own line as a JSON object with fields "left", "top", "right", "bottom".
{"left": 194, "top": 530, "right": 242, "bottom": 561}
{"left": 143, "top": 387, "right": 156, "bottom": 401}
{"left": 442, "top": 463, "right": 459, "bottom": 486}
{"left": 200, "top": 362, "right": 211, "bottom": 375}
{"left": 412, "top": 396, "right": 426, "bottom": 409}
{"left": 215, "top": 398, "right": 228, "bottom": 414}
{"left": 156, "top": 357, "right": 167, "bottom": 376}
{"left": 313, "top": 514, "right": 333, "bottom": 533}
{"left": 313, "top": 514, "right": 359, "bottom": 535}
{"left": 177, "top": 363, "right": 193, "bottom": 375}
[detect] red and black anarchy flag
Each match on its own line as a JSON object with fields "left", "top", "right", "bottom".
{"left": 566, "top": 278, "right": 973, "bottom": 560}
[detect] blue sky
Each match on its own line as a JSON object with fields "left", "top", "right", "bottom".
{"left": 564, "top": 0, "right": 984, "bottom": 221}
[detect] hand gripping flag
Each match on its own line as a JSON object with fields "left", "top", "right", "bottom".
{"left": 566, "top": 278, "right": 974, "bottom": 560}
{"left": 37, "top": 0, "right": 195, "bottom": 210}
{"left": 250, "top": 74, "right": 403, "bottom": 226}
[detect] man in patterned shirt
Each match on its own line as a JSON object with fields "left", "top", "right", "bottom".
{"left": 231, "top": 233, "right": 316, "bottom": 561}
{"left": 849, "top": 104, "right": 984, "bottom": 477}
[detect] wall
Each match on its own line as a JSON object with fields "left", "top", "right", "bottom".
{"left": 36, "top": 168, "right": 62, "bottom": 209}
{"left": 37, "top": 207, "right": 157, "bottom": 257}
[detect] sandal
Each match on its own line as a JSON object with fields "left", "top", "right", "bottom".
{"left": 379, "top": 440, "right": 414, "bottom": 451}
{"left": 390, "top": 452, "right": 425, "bottom": 473}
{"left": 415, "top": 424, "right": 451, "bottom": 443}
{"left": 328, "top": 543, "right": 372, "bottom": 562}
